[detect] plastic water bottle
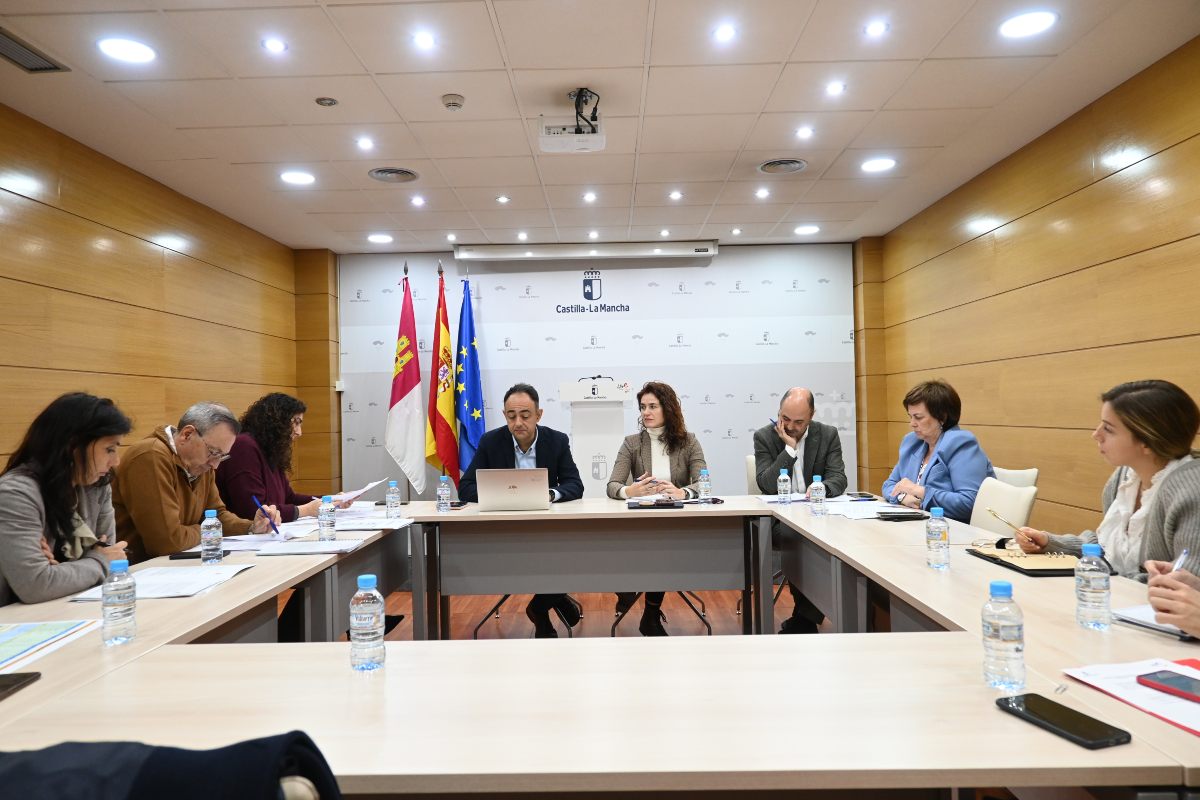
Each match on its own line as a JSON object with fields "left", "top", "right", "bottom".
{"left": 776, "top": 468, "right": 792, "bottom": 505}
{"left": 925, "top": 507, "right": 950, "bottom": 569}
{"left": 982, "top": 580, "right": 1025, "bottom": 691}
{"left": 318, "top": 495, "right": 336, "bottom": 541}
{"left": 199, "top": 509, "right": 222, "bottom": 564}
{"left": 349, "top": 574, "right": 386, "bottom": 671}
{"left": 101, "top": 559, "right": 136, "bottom": 646}
{"left": 1075, "top": 543, "right": 1111, "bottom": 630}
{"left": 385, "top": 480, "right": 402, "bottom": 518}
{"left": 809, "top": 475, "right": 826, "bottom": 516}
{"left": 697, "top": 468, "right": 712, "bottom": 504}
{"left": 436, "top": 475, "right": 452, "bottom": 513}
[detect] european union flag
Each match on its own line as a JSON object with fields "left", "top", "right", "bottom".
{"left": 455, "top": 279, "right": 486, "bottom": 472}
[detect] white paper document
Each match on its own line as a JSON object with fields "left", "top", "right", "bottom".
{"left": 1063, "top": 658, "right": 1200, "bottom": 736}
{"left": 334, "top": 516, "right": 413, "bottom": 531}
{"left": 1113, "top": 604, "right": 1193, "bottom": 639}
{"left": 758, "top": 493, "right": 807, "bottom": 504}
{"left": 333, "top": 479, "right": 387, "bottom": 504}
{"left": 71, "top": 564, "right": 254, "bottom": 601}
{"left": 257, "top": 540, "right": 364, "bottom": 555}
{"left": 0, "top": 620, "right": 100, "bottom": 673}
{"left": 826, "top": 501, "right": 898, "bottom": 520}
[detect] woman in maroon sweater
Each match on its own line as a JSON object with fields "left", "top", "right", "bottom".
{"left": 217, "top": 393, "right": 317, "bottom": 522}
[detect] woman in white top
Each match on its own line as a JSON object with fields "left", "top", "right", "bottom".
{"left": 606, "top": 381, "right": 707, "bottom": 636}
{"left": 1017, "top": 380, "right": 1200, "bottom": 579}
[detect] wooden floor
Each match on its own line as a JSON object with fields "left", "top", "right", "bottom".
{"left": 381, "top": 587, "right": 797, "bottom": 640}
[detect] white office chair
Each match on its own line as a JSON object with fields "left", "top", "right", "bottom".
{"left": 969, "top": 477, "right": 1038, "bottom": 537}
{"left": 993, "top": 466, "right": 1039, "bottom": 488}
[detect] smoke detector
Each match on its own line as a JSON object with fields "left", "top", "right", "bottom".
{"left": 441, "top": 93, "right": 465, "bottom": 111}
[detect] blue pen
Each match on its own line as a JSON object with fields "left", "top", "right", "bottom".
{"left": 252, "top": 494, "right": 282, "bottom": 538}
{"left": 1171, "top": 548, "right": 1190, "bottom": 572}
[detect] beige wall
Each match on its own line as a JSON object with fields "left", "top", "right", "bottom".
{"left": 855, "top": 37, "right": 1200, "bottom": 533}
{"left": 0, "top": 103, "right": 339, "bottom": 495}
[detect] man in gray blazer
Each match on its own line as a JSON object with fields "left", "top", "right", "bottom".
{"left": 753, "top": 387, "right": 847, "bottom": 633}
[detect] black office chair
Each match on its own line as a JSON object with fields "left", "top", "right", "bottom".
{"left": 610, "top": 591, "right": 712, "bottom": 636}
{"left": 472, "top": 594, "right": 583, "bottom": 639}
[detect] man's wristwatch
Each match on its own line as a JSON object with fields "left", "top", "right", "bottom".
{"left": 897, "top": 492, "right": 908, "bottom": 504}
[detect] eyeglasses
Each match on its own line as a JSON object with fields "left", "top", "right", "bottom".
{"left": 199, "top": 435, "right": 232, "bottom": 463}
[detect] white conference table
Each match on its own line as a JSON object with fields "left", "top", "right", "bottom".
{"left": 405, "top": 497, "right": 774, "bottom": 640}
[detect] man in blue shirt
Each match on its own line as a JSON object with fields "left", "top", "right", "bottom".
{"left": 458, "top": 383, "right": 585, "bottom": 637}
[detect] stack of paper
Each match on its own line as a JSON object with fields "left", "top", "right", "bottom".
{"left": 1064, "top": 658, "right": 1200, "bottom": 736}
{"left": 71, "top": 565, "right": 254, "bottom": 600}
{"left": 0, "top": 620, "right": 100, "bottom": 673}
{"left": 257, "top": 540, "right": 364, "bottom": 555}
{"left": 335, "top": 516, "right": 413, "bottom": 531}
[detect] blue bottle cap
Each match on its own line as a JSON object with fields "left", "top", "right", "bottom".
{"left": 1081, "top": 543, "right": 1102, "bottom": 557}
{"left": 779, "top": 468, "right": 788, "bottom": 475}
{"left": 388, "top": 480, "right": 398, "bottom": 487}
{"left": 930, "top": 507, "right": 944, "bottom": 518}
{"left": 204, "top": 509, "right": 217, "bottom": 518}
{"left": 989, "top": 580, "right": 1013, "bottom": 599}
{"left": 357, "top": 574, "right": 377, "bottom": 590}
{"left": 812, "top": 475, "right": 822, "bottom": 482}
{"left": 699, "top": 468, "right": 709, "bottom": 475}
{"left": 322, "top": 495, "right": 333, "bottom": 502}
{"left": 440, "top": 475, "right": 450, "bottom": 483}
{"left": 110, "top": 559, "right": 129, "bottom": 572}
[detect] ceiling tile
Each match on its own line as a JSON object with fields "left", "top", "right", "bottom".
{"left": 640, "top": 114, "right": 756, "bottom": 153}
{"left": 179, "top": 126, "right": 322, "bottom": 163}
{"left": 511, "top": 68, "right": 645, "bottom": 117}
{"left": 230, "top": 161, "right": 356, "bottom": 192}
{"left": 789, "top": 0, "right": 972, "bottom": 62}
{"left": 646, "top": 64, "right": 779, "bottom": 115}
{"left": 766, "top": 60, "right": 918, "bottom": 112}
{"left": 716, "top": 180, "right": 811, "bottom": 205}
{"left": 537, "top": 154, "right": 636, "bottom": 185}
{"left": 556, "top": 226, "right": 630, "bottom": 242}
{"left": 165, "top": 7, "right": 365, "bottom": 78}
{"left": 409, "top": 119, "right": 531, "bottom": 158}
{"left": 456, "top": 186, "right": 547, "bottom": 211}
{"left": 303, "top": 212, "right": 398, "bottom": 233}
{"left": 297, "top": 125, "right": 427, "bottom": 162}
{"left": 630, "top": 205, "right": 710, "bottom": 225}
{"left": 470, "top": 208, "right": 553, "bottom": 228}
{"left": 279, "top": 190, "right": 387, "bottom": 214}
{"left": 494, "top": 0, "right": 649, "bottom": 69}
{"left": 886, "top": 58, "right": 1053, "bottom": 109}
{"left": 628, "top": 225, "right": 702, "bottom": 240}
{"left": 706, "top": 204, "right": 789, "bottom": 224}
{"left": 388, "top": 210, "right": 480, "bottom": 231}
{"left": 359, "top": 187, "right": 464, "bottom": 213}
{"left": 108, "top": 79, "right": 283, "bottom": 127}
{"left": 744, "top": 110, "right": 873, "bottom": 150}
{"left": 649, "top": 0, "right": 816, "bottom": 65}
{"left": 783, "top": 201, "right": 876, "bottom": 222}
{"left": 436, "top": 156, "right": 541, "bottom": 187}
{"left": 545, "top": 184, "right": 634, "bottom": 208}
{"left": 240, "top": 76, "right": 401, "bottom": 125}
{"left": 821, "top": 146, "right": 941, "bottom": 179}
{"left": 700, "top": 222, "right": 776, "bottom": 239}
{"left": 553, "top": 207, "right": 632, "bottom": 227}
{"left": 3, "top": 11, "right": 228, "bottom": 81}
{"left": 635, "top": 153, "right": 736, "bottom": 183}
{"left": 851, "top": 108, "right": 988, "bottom": 148}
{"left": 633, "top": 181, "right": 724, "bottom": 206}
{"left": 412, "top": 229, "right": 484, "bottom": 247}
{"left": 327, "top": 2, "right": 504, "bottom": 73}
{"left": 802, "top": 177, "right": 903, "bottom": 202}
{"left": 932, "top": 0, "right": 1124, "bottom": 59}
{"left": 483, "top": 227, "right": 559, "bottom": 244}
{"left": 375, "top": 71, "right": 519, "bottom": 122}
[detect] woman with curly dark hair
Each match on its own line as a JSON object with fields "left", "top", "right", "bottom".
{"left": 217, "top": 393, "right": 321, "bottom": 522}
{"left": 605, "top": 380, "right": 707, "bottom": 635}
{"left": 0, "top": 393, "right": 132, "bottom": 605}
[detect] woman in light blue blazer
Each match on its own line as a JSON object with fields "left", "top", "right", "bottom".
{"left": 882, "top": 380, "right": 994, "bottom": 522}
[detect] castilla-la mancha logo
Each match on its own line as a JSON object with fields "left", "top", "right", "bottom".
{"left": 583, "top": 269, "right": 602, "bottom": 300}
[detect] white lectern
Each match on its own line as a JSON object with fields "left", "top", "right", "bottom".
{"left": 559, "top": 378, "right": 631, "bottom": 499}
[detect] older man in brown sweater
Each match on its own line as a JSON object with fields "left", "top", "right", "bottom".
{"left": 113, "top": 402, "right": 279, "bottom": 563}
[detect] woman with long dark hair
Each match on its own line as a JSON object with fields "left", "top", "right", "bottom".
{"left": 217, "top": 393, "right": 322, "bottom": 521}
{"left": 606, "top": 381, "right": 707, "bottom": 635}
{"left": 0, "top": 393, "right": 133, "bottom": 605}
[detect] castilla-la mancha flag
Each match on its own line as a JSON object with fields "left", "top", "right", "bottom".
{"left": 384, "top": 274, "right": 426, "bottom": 493}
{"left": 425, "top": 271, "right": 460, "bottom": 486}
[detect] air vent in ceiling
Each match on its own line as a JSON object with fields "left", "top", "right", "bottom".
{"left": 0, "top": 27, "right": 69, "bottom": 73}
{"left": 368, "top": 167, "right": 419, "bottom": 183}
{"left": 758, "top": 158, "right": 807, "bottom": 174}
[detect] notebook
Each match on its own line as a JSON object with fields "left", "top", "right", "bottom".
{"left": 965, "top": 545, "right": 1078, "bottom": 577}
{"left": 475, "top": 468, "right": 550, "bottom": 512}
{"left": 1112, "top": 604, "right": 1196, "bottom": 641}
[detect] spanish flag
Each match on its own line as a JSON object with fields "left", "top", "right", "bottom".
{"left": 384, "top": 272, "right": 425, "bottom": 493}
{"left": 425, "top": 270, "right": 460, "bottom": 485}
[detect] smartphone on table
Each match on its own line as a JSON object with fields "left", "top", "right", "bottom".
{"left": 0, "top": 672, "right": 40, "bottom": 702}
{"left": 1136, "top": 670, "right": 1200, "bottom": 703}
{"left": 995, "top": 694, "right": 1131, "bottom": 749}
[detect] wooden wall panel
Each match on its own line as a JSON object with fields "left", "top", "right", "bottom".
{"left": 294, "top": 250, "right": 341, "bottom": 494}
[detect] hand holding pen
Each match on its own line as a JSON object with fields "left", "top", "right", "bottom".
{"left": 251, "top": 495, "right": 283, "bottom": 537}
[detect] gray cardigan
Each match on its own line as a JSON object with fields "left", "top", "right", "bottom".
{"left": 606, "top": 431, "right": 706, "bottom": 500}
{"left": 0, "top": 466, "right": 111, "bottom": 606}
{"left": 1044, "top": 457, "right": 1200, "bottom": 580}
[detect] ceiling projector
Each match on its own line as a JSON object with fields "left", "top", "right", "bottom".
{"left": 538, "top": 87, "right": 605, "bottom": 153}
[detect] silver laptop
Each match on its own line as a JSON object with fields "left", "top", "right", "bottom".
{"left": 475, "top": 468, "right": 551, "bottom": 512}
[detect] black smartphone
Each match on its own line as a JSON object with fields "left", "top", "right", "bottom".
{"left": 996, "top": 694, "right": 1131, "bottom": 749}
{"left": 169, "top": 550, "right": 231, "bottom": 560}
{"left": 1136, "top": 670, "right": 1200, "bottom": 703}
{"left": 846, "top": 491, "right": 875, "bottom": 499}
{"left": 0, "top": 672, "right": 40, "bottom": 702}
{"left": 449, "top": 501, "right": 468, "bottom": 509}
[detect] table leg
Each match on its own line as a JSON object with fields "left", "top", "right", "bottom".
{"left": 410, "top": 523, "right": 428, "bottom": 640}
{"left": 742, "top": 520, "right": 754, "bottom": 635}
{"left": 298, "top": 568, "right": 335, "bottom": 642}
{"left": 754, "top": 516, "right": 773, "bottom": 634}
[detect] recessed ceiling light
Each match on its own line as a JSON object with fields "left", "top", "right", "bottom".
{"left": 654, "top": 248, "right": 662, "bottom": 254}
{"left": 731, "top": 227, "right": 742, "bottom": 236}
{"left": 713, "top": 23, "right": 736, "bottom": 43}
{"left": 755, "top": 187, "right": 770, "bottom": 199}
{"left": 413, "top": 31, "right": 435, "bottom": 50}
{"left": 262, "top": 37, "right": 287, "bottom": 54}
{"left": 794, "top": 225, "right": 820, "bottom": 235}
{"left": 583, "top": 191, "right": 597, "bottom": 203}
{"left": 861, "top": 157, "right": 896, "bottom": 173}
{"left": 1100, "top": 148, "right": 1146, "bottom": 170}
{"left": 795, "top": 125, "right": 814, "bottom": 140}
{"left": 98, "top": 38, "right": 156, "bottom": 64}
{"left": 280, "top": 170, "right": 315, "bottom": 185}
{"left": 825, "top": 81, "right": 846, "bottom": 97}
{"left": 525, "top": 251, "right": 533, "bottom": 257}
{"left": 588, "top": 230, "right": 599, "bottom": 239}
{"left": 660, "top": 229, "right": 670, "bottom": 237}
{"left": 368, "top": 234, "right": 393, "bottom": 244}
{"left": 999, "top": 11, "right": 1057, "bottom": 39}
{"left": 496, "top": 195, "right": 510, "bottom": 204}
{"left": 589, "top": 249, "right": 598, "bottom": 255}
{"left": 864, "top": 19, "right": 889, "bottom": 38}
{"left": 356, "top": 136, "right": 374, "bottom": 151}
{"left": 668, "top": 190, "right": 683, "bottom": 200}
{"left": 410, "top": 195, "right": 425, "bottom": 207}
{"left": 446, "top": 233, "right": 457, "bottom": 242}
{"left": 517, "top": 231, "right": 527, "bottom": 241}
